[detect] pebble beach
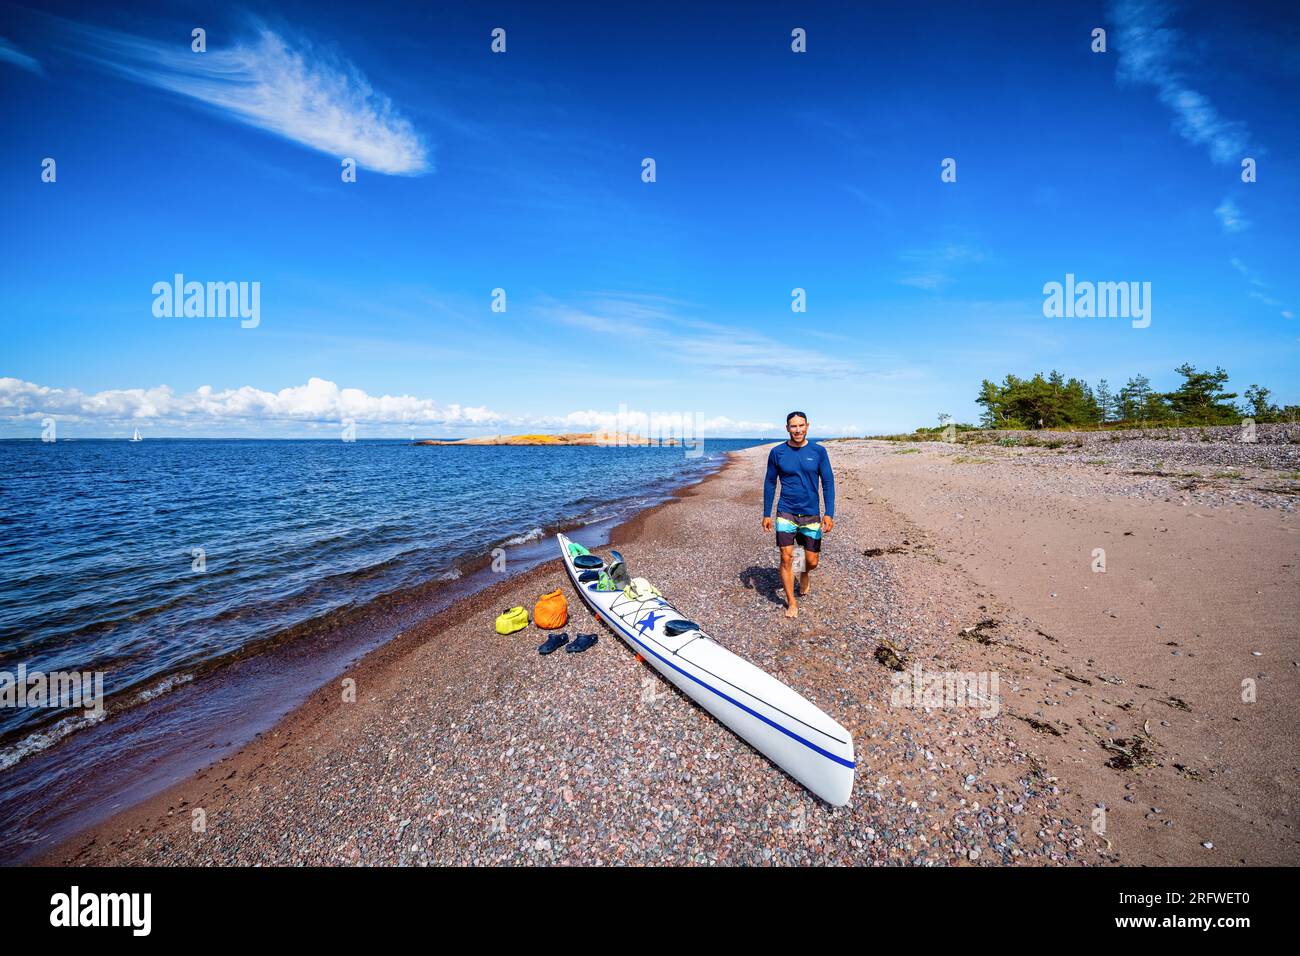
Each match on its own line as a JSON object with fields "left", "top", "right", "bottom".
{"left": 39, "top": 434, "right": 1300, "bottom": 866}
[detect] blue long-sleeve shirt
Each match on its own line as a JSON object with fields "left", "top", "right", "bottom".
{"left": 763, "top": 440, "right": 835, "bottom": 517}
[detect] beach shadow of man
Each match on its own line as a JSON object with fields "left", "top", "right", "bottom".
{"left": 739, "top": 565, "right": 787, "bottom": 607}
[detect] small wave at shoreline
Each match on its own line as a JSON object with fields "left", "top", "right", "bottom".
{"left": 503, "top": 527, "right": 545, "bottom": 545}
{"left": 0, "top": 671, "right": 196, "bottom": 772}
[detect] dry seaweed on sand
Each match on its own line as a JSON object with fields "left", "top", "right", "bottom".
{"left": 1051, "top": 665, "right": 1093, "bottom": 686}
{"left": 959, "top": 618, "right": 1001, "bottom": 644}
{"left": 873, "top": 640, "right": 908, "bottom": 671}
{"left": 1012, "top": 714, "right": 1065, "bottom": 737}
{"left": 1102, "top": 736, "right": 1158, "bottom": 771}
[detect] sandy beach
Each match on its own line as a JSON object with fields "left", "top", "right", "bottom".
{"left": 39, "top": 435, "right": 1299, "bottom": 866}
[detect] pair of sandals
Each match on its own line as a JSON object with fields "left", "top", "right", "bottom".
{"left": 538, "top": 632, "right": 598, "bottom": 655}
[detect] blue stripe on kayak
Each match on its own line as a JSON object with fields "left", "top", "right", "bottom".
{"left": 568, "top": 560, "right": 855, "bottom": 772}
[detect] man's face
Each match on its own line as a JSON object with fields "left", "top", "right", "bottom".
{"left": 787, "top": 416, "right": 808, "bottom": 442}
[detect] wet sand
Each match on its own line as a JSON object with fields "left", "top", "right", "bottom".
{"left": 37, "top": 439, "right": 1299, "bottom": 865}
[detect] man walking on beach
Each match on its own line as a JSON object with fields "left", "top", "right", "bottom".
{"left": 762, "top": 412, "right": 835, "bottom": 618}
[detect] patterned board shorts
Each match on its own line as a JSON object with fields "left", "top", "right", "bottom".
{"left": 775, "top": 513, "right": 823, "bottom": 552}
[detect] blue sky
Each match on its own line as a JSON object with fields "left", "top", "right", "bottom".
{"left": 1, "top": 0, "right": 1297, "bottom": 438}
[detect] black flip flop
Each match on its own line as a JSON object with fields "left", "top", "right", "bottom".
{"left": 538, "top": 633, "right": 569, "bottom": 655}
{"left": 565, "top": 633, "right": 598, "bottom": 653}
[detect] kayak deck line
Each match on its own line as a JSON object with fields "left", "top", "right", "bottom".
{"left": 566, "top": 557, "right": 849, "bottom": 747}
{"left": 606, "top": 587, "right": 851, "bottom": 748}
{"left": 556, "top": 534, "right": 857, "bottom": 792}
{"left": 585, "top": 588, "right": 856, "bottom": 770}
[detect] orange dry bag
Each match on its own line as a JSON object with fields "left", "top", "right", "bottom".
{"left": 533, "top": 589, "right": 568, "bottom": 629}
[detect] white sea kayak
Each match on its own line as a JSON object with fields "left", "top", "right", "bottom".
{"left": 556, "top": 533, "right": 855, "bottom": 805}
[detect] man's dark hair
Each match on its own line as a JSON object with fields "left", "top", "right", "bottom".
{"left": 786, "top": 411, "right": 807, "bottom": 424}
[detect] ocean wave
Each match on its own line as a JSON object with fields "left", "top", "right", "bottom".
{"left": 0, "top": 672, "right": 193, "bottom": 772}
{"left": 503, "top": 527, "right": 545, "bottom": 546}
{"left": 131, "top": 672, "right": 194, "bottom": 704}
{"left": 0, "top": 709, "right": 106, "bottom": 772}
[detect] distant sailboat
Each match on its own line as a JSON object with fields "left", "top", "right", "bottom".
{"left": 130, "top": 428, "right": 142, "bottom": 442}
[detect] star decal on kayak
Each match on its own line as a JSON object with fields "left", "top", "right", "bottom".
{"left": 636, "top": 611, "right": 663, "bottom": 633}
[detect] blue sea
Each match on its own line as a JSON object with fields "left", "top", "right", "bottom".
{"left": 0, "top": 437, "right": 766, "bottom": 860}
{"left": 0, "top": 437, "right": 769, "bottom": 748}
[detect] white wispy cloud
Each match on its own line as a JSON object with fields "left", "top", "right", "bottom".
{"left": 56, "top": 19, "right": 428, "bottom": 174}
{"left": 550, "top": 409, "right": 775, "bottom": 435}
{"left": 840, "top": 184, "right": 890, "bottom": 214}
{"left": 1228, "top": 257, "right": 1290, "bottom": 317}
{"left": 1110, "top": 0, "right": 1252, "bottom": 164}
{"left": 897, "top": 242, "right": 989, "bottom": 291}
{"left": 1215, "top": 198, "right": 1249, "bottom": 233}
{"left": 538, "top": 301, "right": 660, "bottom": 337}
{"left": 0, "top": 35, "right": 42, "bottom": 74}
{"left": 669, "top": 324, "right": 861, "bottom": 378}
{"left": 1229, "top": 256, "right": 1262, "bottom": 285}
{"left": 897, "top": 273, "right": 951, "bottom": 291}
{"left": 539, "top": 292, "right": 861, "bottom": 379}
{"left": 537, "top": 291, "right": 695, "bottom": 337}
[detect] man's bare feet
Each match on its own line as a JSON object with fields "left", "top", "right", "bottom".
{"left": 784, "top": 602, "right": 799, "bottom": 619}
{"left": 798, "top": 571, "right": 811, "bottom": 596}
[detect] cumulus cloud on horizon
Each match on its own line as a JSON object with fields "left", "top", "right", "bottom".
{"left": 0, "top": 377, "right": 493, "bottom": 428}
{"left": 1110, "top": 0, "right": 1253, "bottom": 165}
{"left": 0, "top": 377, "right": 778, "bottom": 436}
{"left": 56, "top": 18, "right": 429, "bottom": 175}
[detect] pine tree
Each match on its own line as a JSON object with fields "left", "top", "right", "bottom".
{"left": 1118, "top": 374, "right": 1153, "bottom": 422}
{"left": 1164, "top": 364, "right": 1238, "bottom": 424}
{"left": 1243, "top": 385, "right": 1277, "bottom": 422}
{"left": 1095, "top": 379, "right": 1114, "bottom": 423}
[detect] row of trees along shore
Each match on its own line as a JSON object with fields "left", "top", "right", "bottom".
{"left": 955, "top": 364, "right": 1298, "bottom": 430}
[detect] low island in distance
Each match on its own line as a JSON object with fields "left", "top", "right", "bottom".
{"left": 413, "top": 431, "right": 682, "bottom": 446}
